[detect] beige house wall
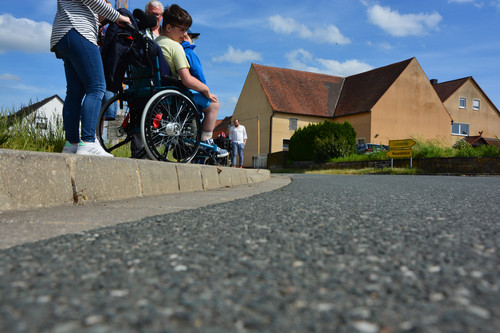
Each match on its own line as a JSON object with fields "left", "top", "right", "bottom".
{"left": 270, "top": 113, "right": 326, "bottom": 153}
{"left": 370, "top": 60, "right": 452, "bottom": 145}
{"left": 232, "top": 66, "right": 274, "bottom": 167}
{"left": 444, "top": 80, "right": 500, "bottom": 142}
{"left": 334, "top": 112, "right": 372, "bottom": 144}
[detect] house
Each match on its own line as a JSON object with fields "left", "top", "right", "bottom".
{"left": 232, "top": 57, "right": 460, "bottom": 167}
{"left": 432, "top": 77, "right": 500, "bottom": 142}
{"left": 10, "top": 95, "right": 64, "bottom": 132}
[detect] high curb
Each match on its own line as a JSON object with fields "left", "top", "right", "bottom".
{"left": 0, "top": 149, "right": 270, "bottom": 211}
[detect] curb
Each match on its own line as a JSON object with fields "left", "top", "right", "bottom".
{"left": 0, "top": 149, "right": 270, "bottom": 211}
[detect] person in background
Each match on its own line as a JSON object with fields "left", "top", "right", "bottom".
{"left": 156, "top": 4, "right": 228, "bottom": 158}
{"left": 181, "top": 29, "right": 205, "bottom": 84}
{"left": 51, "top": 0, "right": 131, "bottom": 156}
{"left": 229, "top": 119, "right": 247, "bottom": 168}
{"left": 144, "top": 0, "right": 164, "bottom": 39}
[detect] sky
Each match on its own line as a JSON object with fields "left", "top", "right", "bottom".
{"left": 1, "top": 0, "right": 499, "bottom": 119}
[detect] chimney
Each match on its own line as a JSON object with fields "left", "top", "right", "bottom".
{"left": 430, "top": 79, "right": 438, "bottom": 85}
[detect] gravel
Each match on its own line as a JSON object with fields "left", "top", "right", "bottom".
{"left": 0, "top": 174, "right": 499, "bottom": 332}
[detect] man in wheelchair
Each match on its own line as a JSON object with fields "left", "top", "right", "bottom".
{"left": 155, "top": 4, "right": 228, "bottom": 158}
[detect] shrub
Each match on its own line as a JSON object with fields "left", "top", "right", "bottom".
{"left": 289, "top": 120, "right": 356, "bottom": 162}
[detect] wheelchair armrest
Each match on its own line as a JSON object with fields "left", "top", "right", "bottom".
{"left": 161, "top": 76, "right": 185, "bottom": 89}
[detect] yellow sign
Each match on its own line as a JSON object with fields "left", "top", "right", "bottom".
{"left": 386, "top": 149, "right": 413, "bottom": 158}
{"left": 389, "top": 139, "right": 416, "bottom": 149}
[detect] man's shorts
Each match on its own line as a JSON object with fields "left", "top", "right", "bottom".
{"left": 190, "top": 90, "right": 211, "bottom": 111}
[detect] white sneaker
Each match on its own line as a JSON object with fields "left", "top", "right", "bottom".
{"left": 61, "top": 141, "right": 78, "bottom": 154}
{"left": 76, "top": 141, "right": 114, "bottom": 157}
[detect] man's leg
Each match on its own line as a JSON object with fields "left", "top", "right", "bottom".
{"left": 238, "top": 143, "right": 245, "bottom": 167}
{"left": 231, "top": 141, "right": 238, "bottom": 166}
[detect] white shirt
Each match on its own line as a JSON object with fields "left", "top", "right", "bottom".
{"left": 229, "top": 125, "right": 247, "bottom": 144}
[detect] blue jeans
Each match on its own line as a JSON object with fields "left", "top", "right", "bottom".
{"left": 102, "top": 90, "right": 117, "bottom": 120}
{"left": 54, "top": 29, "right": 105, "bottom": 143}
{"left": 232, "top": 142, "right": 245, "bottom": 166}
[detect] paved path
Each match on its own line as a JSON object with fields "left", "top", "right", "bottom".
{"left": 0, "top": 174, "right": 498, "bottom": 332}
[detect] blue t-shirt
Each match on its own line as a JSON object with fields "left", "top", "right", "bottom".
{"left": 181, "top": 41, "right": 206, "bottom": 84}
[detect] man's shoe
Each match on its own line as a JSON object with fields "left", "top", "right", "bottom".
{"left": 76, "top": 141, "right": 114, "bottom": 157}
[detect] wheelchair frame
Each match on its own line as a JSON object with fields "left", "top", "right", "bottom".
{"left": 97, "top": 24, "right": 221, "bottom": 164}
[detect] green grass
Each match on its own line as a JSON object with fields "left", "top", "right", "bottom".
{"left": 0, "top": 105, "right": 65, "bottom": 153}
{"left": 329, "top": 137, "right": 500, "bottom": 163}
{"left": 306, "top": 167, "right": 418, "bottom": 175}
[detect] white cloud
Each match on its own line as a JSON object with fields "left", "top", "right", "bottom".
{"left": 285, "top": 49, "right": 373, "bottom": 77}
{"left": 0, "top": 14, "right": 52, "bottom": 54}
{"left": 0, "top": 73, "right": 21, "bottom": 81}
{"left": 367, "top": 5, "right": 442, "bottom": 37}
{"left": 212, "top": 45, "right": 262, "bottom": 64}
{"left": 448, "top": 0, "right": 485, "bottom": 7}
{"left": 268, "top": 15, "right": 351, "bottom": 45}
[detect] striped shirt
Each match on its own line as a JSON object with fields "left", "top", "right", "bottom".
{"left": 50, "top": 0, "right": 120, "bottom": 51}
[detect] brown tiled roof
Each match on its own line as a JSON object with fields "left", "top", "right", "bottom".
{"left": 432, "top": 77, "right": 470, "bottom": 102}
{"left": 252, "top": 59, "right": 414, "bottom": 118}
{"left": 213, "top": 116, "right": 232, "bottom": 138}
{"left": 252, "top": 64, "right": 344, "bottom": 117}
{"left": 334, "top": 58, "right": 413, "bottom": 117}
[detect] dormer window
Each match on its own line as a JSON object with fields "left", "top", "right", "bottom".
{"left": 473, "top": 99, "right": 480, "bottom": 111}
{"left": 459, "top": 97, "right": 466, "bottom": 109}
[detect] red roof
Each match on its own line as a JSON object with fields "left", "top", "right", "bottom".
{"left": 432, "top": 77, "right": 469, "bottom": 102}
{"left": 253, "top": 64, "right": 344, "bottom": 117}
{"left": 335, "top": 58, "right": 413, "bottom": 117}
{"left": 252, "top": 58, "right": 414, "bottom": 118}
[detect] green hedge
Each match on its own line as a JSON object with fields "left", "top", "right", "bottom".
{"left": 289, "top": 120, "right": 356, "bottom": 162}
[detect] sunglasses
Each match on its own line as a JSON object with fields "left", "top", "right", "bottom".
{"left": 172, "top": 24, "right": 189, "bottom": 33}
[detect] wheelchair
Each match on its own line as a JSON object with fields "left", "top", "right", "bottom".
{"left": 97, "top": 9, "right": 221, "bottom": 164}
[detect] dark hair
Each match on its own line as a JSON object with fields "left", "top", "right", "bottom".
{"left": 162, "top": 4, "right": 192, "bottom": 30}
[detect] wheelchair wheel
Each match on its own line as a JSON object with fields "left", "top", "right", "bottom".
{"left": 97, "top": 94, "right": 133, "bottom": 157}
{"left": 141, "top": 89, "right": 201, "bottom": 162}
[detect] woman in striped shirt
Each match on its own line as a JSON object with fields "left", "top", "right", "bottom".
{"left": 50, "top": 0, "right": 131, "bottom": 156}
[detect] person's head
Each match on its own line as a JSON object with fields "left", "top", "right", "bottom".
{"left": 234, "top": 119, "right": 240, "bottom": 127}
{"left": 188, "top": 29, "right": 200, "bottom": 41}
{"left": 162, "top": 4, "right": 192, "bottom": 43}
{"left": 145, "top": 0, "right": 164, "bottom": 30}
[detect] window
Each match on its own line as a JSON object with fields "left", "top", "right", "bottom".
{"left": 459, "top": 97, "right": 466, "bottom": 109}
{"left": 35, "top": 116, "right": 48, "bottom": 130}
{"left": 289, "top": 118, "right": 298, "bottom": 130}
{"left": 473, "top": 99, "right": 480, "bottom": 111}
{"left": 357, "top": 138, "right": 366, "bottom": 145}
{"left": 452, "top": 123, "right": 469, "bottom": 136}
{"left": 283, "top": 139, "right": 290, "bottom": 151}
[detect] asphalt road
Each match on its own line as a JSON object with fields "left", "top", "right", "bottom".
{"left": 0, "top": 174, "right": 499, "bottom": 332}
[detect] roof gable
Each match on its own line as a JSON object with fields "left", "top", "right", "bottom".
{"left": 432, "top": 77, "right": 469, "bottom": 102}
{"left": 13, "top": 95, "right": 64, "bottom": 118}
{"left": 334, "top": 58, "right": 414, "bottom": 117}
{"left": 252, "top": 64, "right": 344, "bottom": 117}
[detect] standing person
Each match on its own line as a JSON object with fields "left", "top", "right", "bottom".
{"left": 156, "top": 4, "right": 228, "bottom": 157}
{"left": 144, "top": 0, "right": 163, "bottom": 39}
{"left": 51, "top": 0, "right": 131, "bottom": 156}
{"left": 229, "top": 119, "right": 247, "bottom": 168}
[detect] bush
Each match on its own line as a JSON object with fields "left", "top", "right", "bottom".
{"left": 289, "top": 120, "right": 356, "bottom": 162}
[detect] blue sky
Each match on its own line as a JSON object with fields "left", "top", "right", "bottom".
{"left": 1, "top": 0, "right": 499, "bottom": 119}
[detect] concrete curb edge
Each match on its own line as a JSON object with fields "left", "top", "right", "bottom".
{"left": 0, "top": 149, "right": 270, "bottom": 211}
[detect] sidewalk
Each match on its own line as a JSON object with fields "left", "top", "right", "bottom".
{"left": 0, "top": 149, "right": 270, "bottom": 211}
{"left": 0, "top": 148, "right": 288, "bottom": 249}
{"left": 0, "top": 175, "right": 290, "bottom": 249}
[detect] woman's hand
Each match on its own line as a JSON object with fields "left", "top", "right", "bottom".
{"left": 116, "top": 15, "right": 132, "bottom": 27}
